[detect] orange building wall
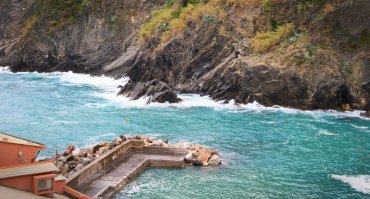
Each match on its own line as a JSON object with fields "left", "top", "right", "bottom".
{"left": 0, "top": 142, "right": 44, "bottom": 167}
{"left": 0, "top": 172, "right": 56, "bottom": 192}
{"left": 0, "top": 175, "right": 33, "bottom": 192}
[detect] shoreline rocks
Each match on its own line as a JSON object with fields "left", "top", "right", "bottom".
{"left": 117, "top": 79, "right": 182, "bottom": 104}
{"left": 53, "top": 134, "right": 222, "bottom": 178}
{"left": 360, "top": 111, "right": 370, "bottom": 118}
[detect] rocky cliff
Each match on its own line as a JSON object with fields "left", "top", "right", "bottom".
{"left": 0, "top": 0, "right": 369, "bottom": 111}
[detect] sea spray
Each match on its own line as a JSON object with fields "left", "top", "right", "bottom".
{"left": 0, "top": 68, "right": 368, "bottom": 119}
{"left": 331, "top": 175, "right": 370, "bottom": 194}
{"left": 1, "top": 67, "right": 370, "bottom": 198}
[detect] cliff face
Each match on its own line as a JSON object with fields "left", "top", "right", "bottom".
{"left": 0, "top": 0, "right": 164, "bottom": 72}
{"left": 0, "top": 0, "right": 369, "bottom": 111}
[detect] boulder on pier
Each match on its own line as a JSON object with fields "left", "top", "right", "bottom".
{"left": 54, "top": 134, "right": 222, "bottom": 178}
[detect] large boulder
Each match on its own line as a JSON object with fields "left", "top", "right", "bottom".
{"left": 117, "top": 79, "right": 181, "bottom": 104}
{"left": 112, "top": 136, "right": 123, "bottom": 146}
{"left": 197, "top": 148, "right": 212, "bottom": 163}
{"left": 92, "top": 142, "right": 110, "bottom": 154}
{"left": 149, "top": 139, "right": 164, "bottom": 147}
{"left": 184, "top": 156, "right": 203, "bottom": 166}
{"left": 208, "top": 154, "right": 222, "bottom": 166}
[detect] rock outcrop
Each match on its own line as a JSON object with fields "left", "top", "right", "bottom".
{"left": 360, "top": 111, "right": 370, "bottom": 118}
{"left": 117, "top": 79, "right": 181, "bottom": 103}
{"left": 1, "top": 0, "right": 369, "bottom": 111}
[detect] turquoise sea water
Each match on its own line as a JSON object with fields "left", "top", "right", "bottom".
{"left": 1, "top": 67, "right": 370, "bottom": 198}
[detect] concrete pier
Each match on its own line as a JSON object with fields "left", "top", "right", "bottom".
{"left": 66, "top": 140, "right": 187, "bottom": 199}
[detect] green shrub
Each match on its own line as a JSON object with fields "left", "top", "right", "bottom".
{"left": 139, "top": 8, "right": 173, "bottom": 39}
{"left": 22, "top": 16, "right": 38, "bottom": 37}
{"left": 251, "top": 23, "right": 295, "bottom": 53}
{"left": 262, "top": 0, "right": 272, "bottom": 11}
{"left": 166, "top": 0, "right": 177, "bottom": 8}
{"left": 33, "top": 0, "right": 91, "bottom": 31}
{"left": 360, "top": 30, "right": 370, "bottom": 46}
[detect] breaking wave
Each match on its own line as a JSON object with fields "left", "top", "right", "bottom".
{"left": 331, "top": 174, "right": 370, "bottom": 194}
{"left": 0, "top": 67, "right": 367, "bottom": 119}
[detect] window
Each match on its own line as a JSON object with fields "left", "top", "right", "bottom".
{"left": 33, "top": 174, "right": 56, "bottom": 195}
{"left": 37, "top": 178, "right": 53, "bottom": 191}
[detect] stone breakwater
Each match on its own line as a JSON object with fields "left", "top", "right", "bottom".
{"left": 53, "top": 134, "right": 221, "bottom": 178}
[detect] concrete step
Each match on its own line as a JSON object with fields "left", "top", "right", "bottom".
{"left": 84, "top": 154, "right": 149, "bottom": 199}
{"left": 82, "top": 153, "right": 185, "bottom": 199}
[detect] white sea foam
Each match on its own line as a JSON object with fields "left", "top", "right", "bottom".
{"left": 1, "top": 69, "right": 369, "bottom": 119}
{"left": 48, "top": 71, "right": 129, "bottom": 92}
{"left": 81, "top": 132, "right": 117, "bottom": 148}
{"left": 350, "top": 124, "right": 369, "bottom": 130}
{"left": 314, "top": 119, "right": 336, "bottom": 124}
{"left": 331, "top": 174, "right": 370, "bottom": 194}
{"left": 0, "top": 66, "right": 10, "bottom": 73}
{"left": 51, "top": 120, "right": 80, "bottom": 125}
{"left": 261, "top": 121, "right": 277, "bottom": 124}
{"left": 318, "top": 130, "right": 338, "bottom": 136}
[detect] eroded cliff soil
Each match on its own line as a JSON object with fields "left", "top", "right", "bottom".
{"left": 0, "top": 0, "right": 369, "bottom": 110}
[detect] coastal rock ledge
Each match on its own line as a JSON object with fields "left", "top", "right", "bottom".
{"left": 117, "top": 79, "right": 182, "bottom": 104}
{"left": 53, "top": 134, "right": 221, "bottom": 178}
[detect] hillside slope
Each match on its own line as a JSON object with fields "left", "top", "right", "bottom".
{"left": 0, "top": 0, "right": 369, "bottom": 111}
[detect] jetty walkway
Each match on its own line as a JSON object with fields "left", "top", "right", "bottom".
{"left": 65, "top": 140, "right": 187, "bottom": 199}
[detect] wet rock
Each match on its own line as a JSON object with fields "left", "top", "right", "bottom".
{"left": 87, "top": 153, "right": 94, "bottom": 159}
{"left": 97, "top": 147, "right": 108, "bottom": 156}
{"left": 80, "top": 148, "right": 93, "bottom": 157}
{"left": 188, "top": 145, "right": 196, "bottom": 150}
{"left": 184, "top": 153, "right": 193, "bottom": 161}
{"left": 58, "top": 156, "right": 67, "bottom": 162}
{"left": 66, "top": 155, "right": 74, "bottom": 162}
{"left": 341, "top": 104, "right": 352, "bottom": 111}
{"left": 68, "top": 161, "right": 78, "bottom": 170}
{"left": 124, "top": 134, "right": 133, "bottom": 140}
{"left": 62, "top": 152, "right": 69, "bottom": 158}
{"left": 190, "top": 150, "right": 199, "bottom": 157}
{"left": 93, "top": 142, "right": 110, "bottom": 153}
{"left": 193, "top": 144, "right": 203, "bottom": 150}
{"left": 71, "top": 148, "right": 80, "bottom": 156}
{"left": 135, "top": 135, "right": 143, "bottom": 140}
{"left": 106, "top": 143, "right": 113, "bottom": 150}
{"left": 147, "top": 137, "right": 155, "bottom": 143}
{"left": 75, "top": 164, "right": 83, "bottom": 171}
{"left": 208, "top": 154, "right": 221, "bottom": 166}
{"left": 120, "top": 135, "right": 127, "bottom": 142}
{"left": 361, "top": 111, "right": 370, "bottom": 118}
{"left": 184, "top": 156, "right": 203, "bottom": 166}
{"left": 205, "top": 148, "right": 217, "bottom": 155}
{"left": 117, "top": 79, "right": 181, "bottom": 104}
{"left": 198, "top": 148, "right": 212, "bottom": 163}
{"left": 149, "top": 139, "right": 164, "bottom": 147}
{"left": 81, "top": 158, "right": 92, "bottom": 166}
{"left": 63, "top": 145, "right": 75, "bottom": 156}
{"left": 113, "top": 136, "right": 123, "bottom": 146}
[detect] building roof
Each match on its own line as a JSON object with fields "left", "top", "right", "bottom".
{"left": 0, "top": 162, "right": 58, "bottom": 179}
{"left": 0, "top": 133, "right": 44, "bottom": 147}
